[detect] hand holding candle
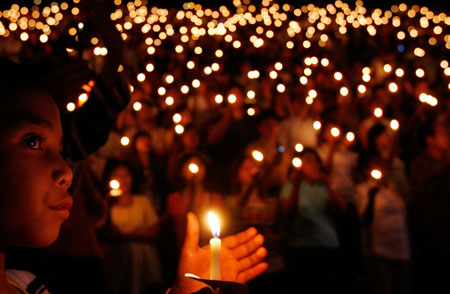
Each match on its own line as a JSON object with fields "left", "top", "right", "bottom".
{"left": 172, "top": 213, "right": 268, "bottom": 294}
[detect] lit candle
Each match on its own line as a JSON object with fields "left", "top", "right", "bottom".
{"left": 371, "top": 169, "right": 382, "bottom": 180}
{"left": 251, "top": 150, "right": 264, "bottom": 162}
{"left": 189, "top": 163, "right": 199, "bottom": 174}
{"left": 208, "top": 211, "right": 221, "bottom": 280}
{"left": 109, "top": 180, "right": 122, "bottom": 197}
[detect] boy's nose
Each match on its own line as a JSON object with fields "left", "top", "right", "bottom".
{"left": 53, "top": 157, "right": 73, "bottom": 189}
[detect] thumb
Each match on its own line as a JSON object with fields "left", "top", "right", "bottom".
{"left": 182, "top": 212, "right": 200, "bottom": 252}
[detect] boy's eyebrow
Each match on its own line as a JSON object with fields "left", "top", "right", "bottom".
{"left": 11, "top": 112, "right": 53, "bottom": 129}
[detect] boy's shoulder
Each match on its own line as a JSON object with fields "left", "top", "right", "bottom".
{"left": 5, "top": 269, "right": 51, "bottom": 294}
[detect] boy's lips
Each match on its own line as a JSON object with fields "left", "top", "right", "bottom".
{"left": 49, "top": 195, "right": 73, "bottom": 219}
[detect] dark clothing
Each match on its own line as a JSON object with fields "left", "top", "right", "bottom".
{"left": 408, "top": 153, "right": 450, "bottom": 293}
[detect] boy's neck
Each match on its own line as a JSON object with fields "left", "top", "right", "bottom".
{"left": 0, "top": 252, "right": 10, "bottom": 292}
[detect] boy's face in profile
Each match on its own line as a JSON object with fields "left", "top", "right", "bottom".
{"left": 0, "top": 89, "right": 73, "bottom": 248}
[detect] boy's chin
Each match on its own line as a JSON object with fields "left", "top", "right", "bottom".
{"left": 20, "top": 226, "right": 62, "bottom": 248}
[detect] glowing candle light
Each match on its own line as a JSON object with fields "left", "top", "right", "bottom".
{"left": 189, "top": 163, "right": 199, "bottom": 174}
{"left": 383, "top": 64, "right": 392, "bottom": 73}
{"left": 340, "top": 87, "right": 349, "bottom": 96}
{"left": 137, "top": 73, "right": 146, "bottom": 82}
{"left": 145, "top": 63, "right": 154, "bottom": 72}
{"left": 165, "top": 97, "right": 174, "bottom": 106}
{"left": 313, "top": 121, "right": 322, "bottom": 130}
{"left": 395, "top": 68, "right": 404, "bottom": 77}
{"left": 252, "top": 150, "right": 264, "bottom": 162}
{"left": 388, "top": 82, "right": 398, "bottom": 93}
{"left": 173, "top": 113, "right": 182, "bottom": 123}
{"left": 247, "top": 108, "right": 256, "bottom": 116}
{"left": 308, "top": 89, "right": 317, "bottom": 98}
{"left": 295, "top": 143, "right": 304, "bottom": 152}
{"left": 274, "top": 62, "right": 283, "bottom": 71}
{"left": 371, "top": 169, "right": 382, "bottom": 180}
{"left": 215, "top": 94, "right": 224, "bottom": 104}
{"left": 358, "top": 84, "right": 367, "bottom": 94}
{"left": 180, "top": 85, "right": 189, "bottom": 94}
{"left": 109, "top": 179, "right": 122, "bottom": 197}
{"left": 78, "top": 93, "right": 88, "bottom": 106}
{"left": 158, "top": 87, "right": 167, "bottom": 96}
{"left": 374, "top": 108, "right": 383, "bottom": 118}
{"left": 165, "top": 75, "right": 174, "bottom": 84}
{"left": 208, "top": 211, "right": 221, "bottom": 280}
{"left": 192, "top": 79, "right": 200, "bottom": 88}
{"left": 331, "top": 127, "right": 340, "bottom": 137}
{"left": 390, "top": 119, "right": 400, "bottom": 131}
{"left": 292, "top": 157, "right": 302, "bottom": 168}
{"left": 334, "top": 72, "right": 343, "bottom": 81}
{"left": 175, "top": 124, "right": 184, "bottom": 134}
{"left": 346, "top": 132, "right": 355, "bottom": 142}
{"left": 133, "top": 101, "right": 142, "bottom": 111}
{"left": 415, "top": 68, "right": 425, "bottom": 78}
{"left": 228, "top": 94, "right": 237, "bottom": 104}
{"left": 66, "top": 102, "right": 76, "bottom": 112}
{"left": 247, "top": 90, "right": 255, "bottom": 99}
{"left": 120, "top": 136, "right": 130, "bottom": 146}
{"left": 110, "top": 179, "right": 120, "bottom": 190}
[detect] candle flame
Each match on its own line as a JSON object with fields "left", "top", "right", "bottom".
{"left": 252, "top": 150, "right": 264, "bottom": 162}
{"left": 109, "top": 179, "right": 120, "bottom": 189}
{"left": 189, "top": 163, "right": 199, "bottom": 174}
{"left": 371, "top": 169, "right": 382, "bottom": 180}
{"left": 208, "top": 211, "right": 221, "bottom": 238}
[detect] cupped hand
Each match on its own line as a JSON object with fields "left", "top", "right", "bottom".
{"left": 171, "top": 212, "right": 268, "bottom": 294}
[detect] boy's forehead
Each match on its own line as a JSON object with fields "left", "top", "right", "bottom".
{"left": 0, "top": 89, "right": 59, "bottom": 129}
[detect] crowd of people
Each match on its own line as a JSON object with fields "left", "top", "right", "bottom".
{"left": 1, "top": 0, "right": 450, "bottom": 293}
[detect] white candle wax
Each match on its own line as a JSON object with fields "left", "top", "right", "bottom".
{"left": 210, "top": 237, "right": 221, "bottom": 280}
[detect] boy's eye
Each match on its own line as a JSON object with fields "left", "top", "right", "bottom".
{"left": 23, "top": 135, "right": 44, "bottom": 150}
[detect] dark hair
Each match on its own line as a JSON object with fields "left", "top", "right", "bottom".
{"left": 229, "top": 153, "right": 254, "bottom": 195}
{"left": 131, "top": 131, "right": 152, "bottom": 150}
{"left": 367, "top": 123, "right": 387, "bottom": 151}
{"left": 0, "top": 58, "right": 43, "bottom": 95}
{"left": 298, "top": 147, "right": 323, "bottom": 166}
{"left": 101, "top": 158, "right": 139, "bottom": 194}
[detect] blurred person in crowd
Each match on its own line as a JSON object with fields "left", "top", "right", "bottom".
{"left": 205, "top": 86, "right": 259, "bottom": 194}
{"left": 245, "top": 111, "right": 290, "bottom": 196}
{"left": 167, "top": 124, "right": 204, "bottom": 187}
{"left": 279, "top": 147, "right": 347, "bottom": 293}
{"left": 166, "top": 154, "right": 224, "bottom": 249}
{"left": 357, "top": 89, "right": 391, "bottom": 153}
{"left": 278, "top": 97, "right": 319, "bottom": 151}
{"left": 316, "top": 122, "right": 359, "bottom": 203}
{"left": 101, "top": 160, "right": 164, "bottom": 294}
{"left": 226, "top": 154, "right": 286, "bottom": 294}
{"left": 408, "top": 115, "right": 450, "bottom": 294}
{"left": 135, "top": 99, "right": 172, "bottom": 157}
{"left": 357, "top": 123, "right": 408, "bottom": 195}
{"left": 354, "top": 153, "right": 411, "bottom": 294}
{"left": 119, "top": 131, "right": 167, "bottom": 214}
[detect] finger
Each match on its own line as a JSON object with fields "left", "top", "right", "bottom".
{"left": 230, "top": 233, "right": 264, "bottom": 260}
{"left": 237, "top": 247, "right": 267, "bottom": 272}
{"left": 181, "top": 212, "right": 200, "bottom": 253}
{"left": 236, "top": 262, "right": 269, "bottom": 284}
{"left": 222, "top": 227, "right": 258, "bottom": 249}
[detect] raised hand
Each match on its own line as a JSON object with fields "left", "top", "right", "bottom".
{"left": 171, "top": 213, "right": 268, "bottom": 294}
